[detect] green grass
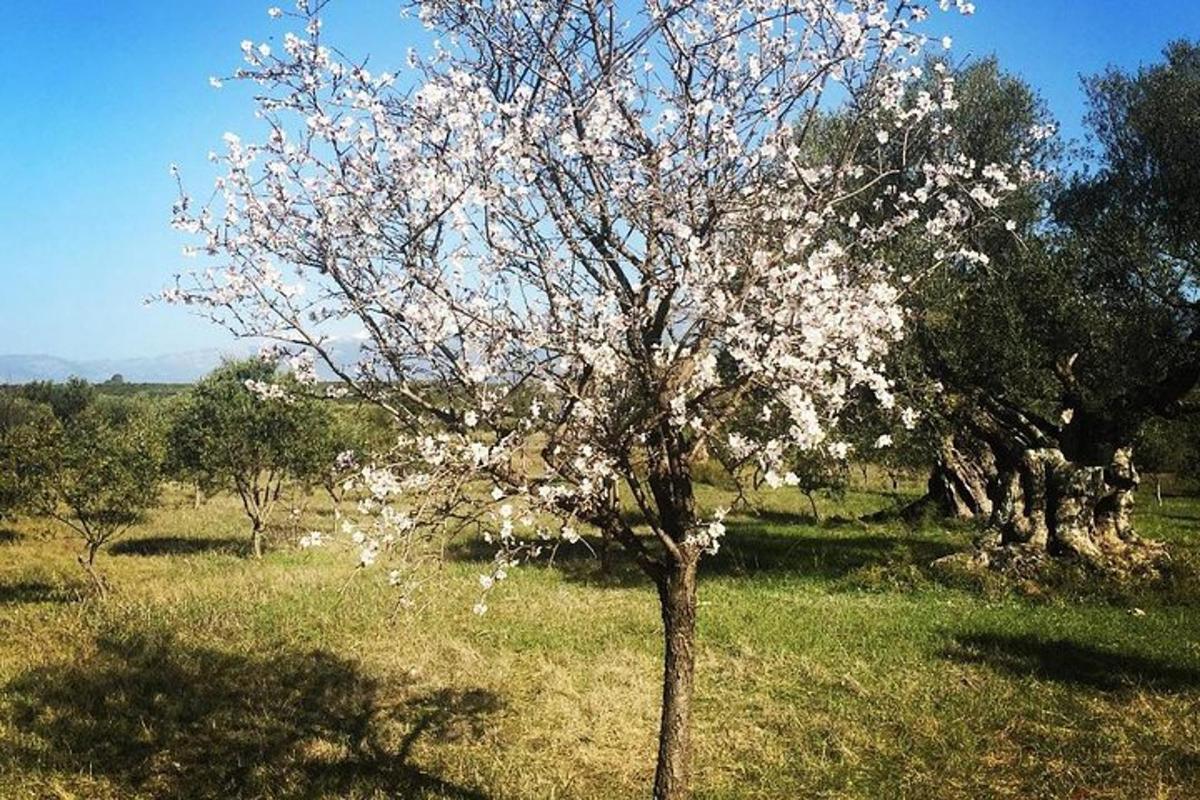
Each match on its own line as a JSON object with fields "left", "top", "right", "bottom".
{"left": 1, "top": 480, "right": 1198, "bottom": 799}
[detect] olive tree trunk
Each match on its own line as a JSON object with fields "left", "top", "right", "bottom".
{"left": 251, "top": 518, "right": 265, "bottom": 559}
{"left": 78, "top": 540, "right": 108, "bottom": 599}
{"left": 924, "top": 402, "right": 1160, "bottom": 573}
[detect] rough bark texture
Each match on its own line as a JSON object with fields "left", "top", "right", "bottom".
{"left": 251, "top": 519, "right": 264, "bottom": 559}
{"left": 925, "top": 402, "right": 1164, "bottom": 575}
{"left": 653, "top": 554, "right": 699, "bottom": 800}
{"left": 620, "top": 428, "right": 704, "bottom": 800}
{"left": 926, "top": 431, "right": 996, "bottom": 520}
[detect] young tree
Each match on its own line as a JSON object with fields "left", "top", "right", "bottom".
{"left": 790, "top": 448, "right": 850, "bottom": 521}
{"left": 20, "top": 393, "right": 164, "bottom": 596}
{"left": 169, "top": 3, "right": 1024, "bottom": 796}
{"left": 161, "top": 394, "right": 208, "bottom": 508}
{"left": 1136, "top": 415, "right": 1198, "bottom": 505}
{"left": 169, "top": 359, "right": 335, "bottom": 557}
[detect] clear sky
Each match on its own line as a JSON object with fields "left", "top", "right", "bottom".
{"left": 1, "top": 1, "right": 1198, "bottom": 360}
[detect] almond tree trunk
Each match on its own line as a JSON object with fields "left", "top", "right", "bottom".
{"left": 624, "top": 431, "right": 704, "bottom": 800}
{"left": 653, "top": 553, "right": 699, "bottom": 800}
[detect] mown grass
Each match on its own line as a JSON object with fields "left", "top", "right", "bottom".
{"left": 0, "top": 478, "right": 1198, "bottom": 799}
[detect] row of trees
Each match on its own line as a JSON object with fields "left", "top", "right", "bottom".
{"left": 0, "top": 360, "right": 386, "bottom": 594}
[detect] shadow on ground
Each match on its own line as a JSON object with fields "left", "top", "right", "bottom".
{"left": 1, "top": 631, "right": 499, "bottom": 799}
{"left": 944, "top": 632, "right": 1200, "bottom": 692}
{"left": 448, "top": 512, "right": 958, "bottom": 589}
{"left": 700, "top": 524, "right": 957, "bottom": 581}
{"left": 0, "top": 528, "right": 20, "bottom": 546}
{"left": 111, "top": 536, "right": 246, "bottom": 557}
{"left": 0, "top": 580, "right": 75, "bottom": 605}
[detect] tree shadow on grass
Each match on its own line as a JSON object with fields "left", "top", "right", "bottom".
{"left": 110, "top": 536, "right": 246, "bottom": 557}
{"left": 1, "top": 631, "right": 498, "bottom": 799}
{"left": 1159, "top": 512, "right": 1200, "bottom": 523}
{"left": 944, "top": 632, "right": 1200, "bottom": 693}
{"left": 0, "top": 580, "right": 76, "bottom": 605}
{"left": 0, "top": 528, "right": 20, "bottom": 545}
{"left": 699, "top": 524, "right": 957, "bottom": 581}
{"left": 448, "top": 518, "right": 958, "bottom": 589}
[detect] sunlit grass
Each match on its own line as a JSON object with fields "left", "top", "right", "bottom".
{"left": 0, "top": 479, "right": 1197, "bottom": 799}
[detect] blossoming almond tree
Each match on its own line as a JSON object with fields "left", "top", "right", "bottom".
{"left": 169, "top": 1, "right": 1026, "bottom": 796}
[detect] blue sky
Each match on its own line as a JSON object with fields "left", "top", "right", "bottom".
{"left": 1, "top": 1, "right": 1197, "bottom": 360}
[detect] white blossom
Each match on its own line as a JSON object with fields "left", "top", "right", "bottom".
{"left": 298, "top": 531, "right": 324, "bottom": 548}
{"left": 169, "top": 0, "right": 1031, "bottom": 605}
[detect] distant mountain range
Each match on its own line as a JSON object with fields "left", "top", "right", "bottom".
{"left": 0, "top": 348, "right": 253, "bottom": 385}
{"left": 0, "top": 340, "right": 365, "bottom": 385}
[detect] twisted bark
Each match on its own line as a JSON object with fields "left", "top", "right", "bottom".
{"left": 925, "top": 400, "right": 1160, "bottom": 573}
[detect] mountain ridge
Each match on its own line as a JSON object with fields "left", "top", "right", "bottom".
{"left": 0, "top": 339, "right": 366, "bottom": 385}
{"left": 0, "top": 347, "right": 254, "bottom": 384}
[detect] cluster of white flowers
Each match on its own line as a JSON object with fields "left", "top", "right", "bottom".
{"left": 170, "top": 0, "right": 1031, "bottom": 590}
{"left": 243, "top": 378, "right": 289, "bottom": 402}
{"left": 472, "top": 556, "right": 515, "bottom": 616}
{"left": 298, "top": 530, "right": 324, "bottom": 549}
{"left": 686, "top": 510, "right": 728, "bottom": 556}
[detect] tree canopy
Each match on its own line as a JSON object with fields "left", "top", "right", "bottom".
{"left": 168, "top": 359, "right": 335, "bottom": 557}
{"left": 16, "top": 389, "right": 164, "bottom": 595}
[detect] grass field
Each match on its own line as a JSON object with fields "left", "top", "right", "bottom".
{"left": 1, "top": 478, "right": 1198, "bottom": 799}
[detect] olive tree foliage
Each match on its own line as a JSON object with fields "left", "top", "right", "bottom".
{"left": 18, "top": 378, "right": 96, "bottom": 422}
{"left": 160, "top": 393, "right": 210, "bottom": 508}
{"left": 167, "top": 2, "right": 1029, "bottom": 797}
{"left": 168, "top": 359, "right": 335, "bottom": 557}
{"left": 890, "top": 43, "right": 1200, "bottom": 571}
{"left": 0, "top": 394, "right": 56, "bottom": 520}
{"left": 14, "top": 385, "right": 165, "bottom": 597}
{"left": 1051, "top": 40, "right": 1200, "bottom": 438}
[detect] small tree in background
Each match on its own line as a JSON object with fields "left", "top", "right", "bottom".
{"left": 789, "top": 449, "right": 850, "bottom": 522}
{"left": 1137, "top": 412, "right": 1200, "bottom": 504}
{"left": 707, "top": 374, "right": 858, "bottom": 520}
{"left": 0, "top": 395, "right": 55, "bottom": 520}
{"left": 20, "top": 392, "right": 164, "bottom": 597}
{"left": 169, "top": 359, "right": 334, "bottom": 557}
{"left": 162, "top": 394, "right": 208, "bottom": 508}
{"left": 310, "top": 404, "right": 393, "bottom": 533}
